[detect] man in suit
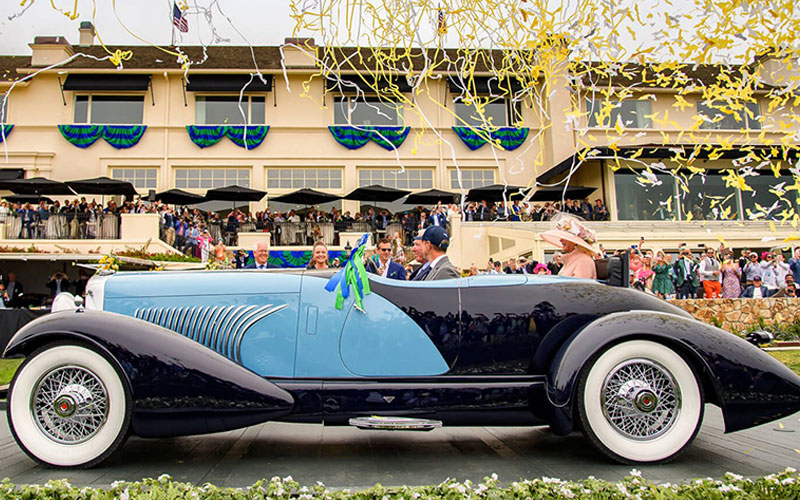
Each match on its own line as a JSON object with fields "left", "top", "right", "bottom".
{"left": 674, "top": 249, "right": 699, "bottom": 299}
{"left": 408, "top": 236, "right": 431, "bottom": 281}
{"left": 741, "top": 275, "right": 772, "bottom": 298}
{"left": 419, "top": 226, "right": 459, "bottom": 281}
{"left": 244, "top": 241, "right": 278, "bottom": 270}
{"left": 4, "top": 272, "right": 24, "bottom": 307}
{"left": 367, "top": 237, "right": 406, "bottom": 280}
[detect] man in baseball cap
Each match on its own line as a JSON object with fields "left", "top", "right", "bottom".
{"left": 418, "top": 226, "right": 459, "bottom": 281}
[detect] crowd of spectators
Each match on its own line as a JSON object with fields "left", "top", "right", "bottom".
{"left": 0, "top": 198, "right": 149, "bottom": 239}
{"left": 484, "top": 240, "right": 800, "bottom": 300}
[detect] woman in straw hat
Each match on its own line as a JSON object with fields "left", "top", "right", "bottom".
{"left": 540, "top": 214, "right": 598, "bottom": 279}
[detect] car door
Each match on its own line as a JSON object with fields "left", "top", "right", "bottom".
{"left": 295, "top": 272, "right": 460, "bottom": 378}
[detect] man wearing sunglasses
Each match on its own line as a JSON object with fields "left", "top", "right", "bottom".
{"left": 367, "top": 237, "right": 407, "bottom": 281}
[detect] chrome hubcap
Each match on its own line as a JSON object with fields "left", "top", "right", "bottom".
{"left": 601, "top": 359, "right": 681, "bottom": 440}
{"left": 31, "top": 366, "right": 108, "bottom": 444}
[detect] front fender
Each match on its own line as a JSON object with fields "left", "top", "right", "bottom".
{"left": 543, "top": 311, "right": 800, "bottom": 435}
{"left": 4, "top": 309, "right": 295, "bottom": 438}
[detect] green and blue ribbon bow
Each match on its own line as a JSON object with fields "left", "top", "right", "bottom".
{"left": 325, "top": 233, "right": 371, "bottom": 311}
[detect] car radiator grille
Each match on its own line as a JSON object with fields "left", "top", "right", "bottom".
{"left": 133, "top": 304, "right": 287, "bottom": 363}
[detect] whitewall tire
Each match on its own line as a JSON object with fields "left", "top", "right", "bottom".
{"left": 7, "top": 343, "right": 131, "bottom": 467}
{"left": 577, "top": 340, "right": 703, "bottom": 464}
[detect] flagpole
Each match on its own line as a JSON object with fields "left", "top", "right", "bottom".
{"left": 170, "top": 1, "right": 175, "bottom": 46}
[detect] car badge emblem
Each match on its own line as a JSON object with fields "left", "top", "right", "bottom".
{"left": 382, "top": 396, "right": 395, "bottom": 403}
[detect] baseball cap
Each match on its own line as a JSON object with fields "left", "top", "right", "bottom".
{"left": 419, "top": 225, "right": 450, "bottom": 249}
{"left": 753, "top": 275, "right": 762, "bottom": 281}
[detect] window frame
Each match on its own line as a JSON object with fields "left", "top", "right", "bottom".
{"left": 585, "top": 98, "right": 652, "bottom": 129}
{"left": 357, "top": 168, "right": 434, "bottom": 190}
{"left": 453, "top": 96, "right": 522, "bottom": 128}
{"left": 73, "top": 94, "right": 146, "bottom": 124}
{"left": 696, "top": 100, "right": 761, "bottom": 130}
{"left": 333, "top": 95, "right": 403, "bottom": 126}
{"left": 174, "top": 168, "right": 251, "bottom": 190}
{"left": 266, "top": 168, "right": 344, "bottom": 191}
{"left": 449, "top": 168, "right": 495, "bottom": 189}
{"left": 194, "top": 95, "right": 266, "bottom": 125}
{"left": 110, "top": 167, "right": 158, "bottom": 191}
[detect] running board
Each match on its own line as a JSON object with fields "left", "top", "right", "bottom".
{"left": 349, "top": 416, "right": 442, "bottom": 431}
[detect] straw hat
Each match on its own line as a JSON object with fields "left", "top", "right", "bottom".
{"left": 541, "top": 214, "right": 599, "bottom": 255}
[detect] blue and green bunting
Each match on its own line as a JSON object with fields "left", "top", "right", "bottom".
{"left": 58, "top": 125, "right": 147, "bottom": 149}
{"left": 186, "top": 125, "right": 269, "bottom": 149}
{"left": 225, "top": 126, "right": 269, "bottom": 149}
{"left": 0, "top": 124, "right": 13, "bottom": 143}
{"left": 452, "top": 126, "right": 530, "bottom": 151}
{"left": 243, "top": 250, "right": 348, "bottom": 268}
{"left": 328, "top": 126, "right": 410, "bottom": 150}
{"left": 58, "top": 125, "right": 103, "bottom": 148}
{"left": 102, "top": 125, "right": 146, "bottom": 149}
{"left": 186, "top": 126, "right": 226, "bottom": 148}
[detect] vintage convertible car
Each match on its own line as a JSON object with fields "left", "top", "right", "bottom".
{"left": 3, "top": 267, "right": 800, "bottom": 468}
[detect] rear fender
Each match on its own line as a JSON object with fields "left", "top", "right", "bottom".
{"left": 4, "top": 310, "right": 295, "bottom": 438}
{"left": 540, "top": 311, "right": 800, "bottom": 435}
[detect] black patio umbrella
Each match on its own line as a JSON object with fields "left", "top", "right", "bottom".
{"left": 154, "top": 188, "right": 205, "bottom": 206}
{"left": 529, "top": 186, "right": 597, "bottom": 202}
{"left": 204, "top": 184, "right": 266, "bottom": 209}
{"left": 2, "top": 177, "right": 74, "bottom": 196}
{"left": 344, "top": 184, "right": 410, "bottom": 203}
{"left": 66, "top": 176, "right": 138, "bottom": 199}
{"left": 465, "top": 184, "right": 529, "bottom": 202}
{"left": 270, "top": 188, "right": 341, "bottom": 206}
{"left": 4, "top": 194, "right": 55, "bottom": 204}
{"left": 403, "top": 188, "right": 461, "bottom": 205}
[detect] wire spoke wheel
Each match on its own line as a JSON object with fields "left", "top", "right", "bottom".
{"left": 601, "top": 359, "right": 680, "bottom": 440}
{"left": 578, "top": 340, "right": 703, "bottom": 464}
{"left": 32, "top": 365, "right": 109, "bottom": 444}
{"left": 8, "top": 343, "right": 131, "bottom": 468}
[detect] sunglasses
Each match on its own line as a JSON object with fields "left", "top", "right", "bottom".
{"left": 378, "top": 247, "right": 392, "bottom": 252}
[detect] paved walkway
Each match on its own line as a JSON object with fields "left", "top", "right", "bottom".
{"left": 1, "top": 406, "right": 798, "bottom": 488}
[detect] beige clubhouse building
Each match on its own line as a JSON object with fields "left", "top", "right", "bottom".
{"left": 0, "top": 25, "right": 799, "bottom": 268}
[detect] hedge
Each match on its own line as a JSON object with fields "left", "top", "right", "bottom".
{"left": 1, "top": 469, "right": 798, "bottom": 500}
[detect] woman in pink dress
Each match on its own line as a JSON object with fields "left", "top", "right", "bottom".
{"left": 541, "top": 215, "right": 599, "bottom": 279}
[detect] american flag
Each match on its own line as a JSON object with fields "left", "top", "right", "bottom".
{"left": 173, "top": 3, "right": 188, "bottom": 33}
{"left": 437, "top": 9, "right": 446, "bottom": 35}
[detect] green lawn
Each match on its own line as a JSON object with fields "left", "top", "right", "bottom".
{"left": 0, "top": 351, "right": 798, "bottom": 392}
{"left": 0, "top": 358, "right": 22, "bottom": 386}
{"left": 769, "top": 350, "right": 800, "bottom": 376}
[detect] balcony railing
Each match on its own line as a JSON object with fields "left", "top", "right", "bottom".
{"left": 3, "top": 213, "right": 120, "bottom": 240}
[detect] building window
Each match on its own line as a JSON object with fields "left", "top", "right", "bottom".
{"left": 615, "top": 169, "right": 751, "bottom": 221}
{"left": 195, "top": 96, "right": 266, "bottom": 125}
{"left": 111, "top": 168, "right": 157, "bottom": 190}
{"left": 358, "top": 168, "right": 434, "bottom": 190}
{"left": 333, "top": 97, "right": 401, "bottom": 126}
{"left": 174, "top": 168, "right": 250, "bottom": 189}
{"left": 697, "top": 101, "right": 761, "bottom": 130}
{"left": 680, "top": 173, "right": 741, "bottom": 220}
{"left": 738, "top": 173, "right": 798, "bottom": 220}
{"left": 586, "top": 99, "right": 652, "bottom": 128}
{"left": 266, "top": 168, "right": 343, "bottom": 190}
{"left": 73, "top": 95, "right": 144, "bottom": 124}
{"left": 614, "top": 170, "right": 678, "bottom": 220}
{"left": 454, "top": 97, "right": 521, "bottom": 127}
{"left": 450, "top": 169, "right": 495, "bottom": 189}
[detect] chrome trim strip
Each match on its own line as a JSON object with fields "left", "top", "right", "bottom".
{"left": 235, "top": 304, "right": 288, "bottom": 363}
{"left": 173, "top": 306, "right": 190, "bottom": 335}
{"left": 220, "top": 305, "right": 258, "bottom": 358}
{"left": 199, "top": 306, "right": 224, "bottom": 347}
{"left": 182, "top": 306, "right": 198, "bottom": 339}
{"left": 209, "top": 306, "right": 238, "bottom": 353}
{"left": 225, "top": 305, "right": 269, "bottom": 359}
